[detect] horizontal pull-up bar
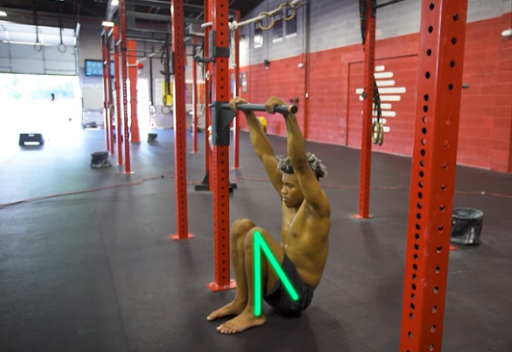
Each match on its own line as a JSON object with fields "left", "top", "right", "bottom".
{"left": 217, "top": 103, "right": 299, "bottom": 114}
{"left": 376, "top": 0, "right": 407, "bottom": 9}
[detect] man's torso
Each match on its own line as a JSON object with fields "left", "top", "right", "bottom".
{"left": 280, "top": 201, "right": 330, "bottom": 289}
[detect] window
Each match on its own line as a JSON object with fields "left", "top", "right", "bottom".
{"left": 285, "top": 8, "right": 297, "bottom": 37}
{"left": 272, "top": 14, "right": 283, "bottom": 42}
{"left": 254, "top": 24, "right": 263, "bottom": 48}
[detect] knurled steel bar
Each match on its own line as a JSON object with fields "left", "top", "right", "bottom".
{"left": 399, "top": 1, "right": 468, "bottom": 351}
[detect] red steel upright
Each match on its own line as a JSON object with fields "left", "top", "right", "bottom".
{"left": 205, "top": 0, "right": 214, "bottom": 190}
{"left": 399, "top": 1, "right": 468, "bottom": 351}
{"left": 170, "top": 0, "right": 193, "bottom": 241}
{"left": 192, "top": 35, "right": 198, "bottom": 154}
{"left": 119, "top": 0, "right": 132, "bottom": 174}
{"left": 114, "top": 25, "right": 123, "bottom": 166}
{"left": 128, "top": 40, "right": 140, "bottom": 144}
{"left": 207, "top": 0, "right": 236, "bottom": 292}
{"left": 105, "top": 30, "right": 115, "bottom": 155}
{"left": 355, "top": 0, "right": 376, "bottom": 219}
{"left": 101, "top": 32, "right": 111, "bottom": 154}
{"left": 232, "top": 10, "right": 241, "bottom": 169}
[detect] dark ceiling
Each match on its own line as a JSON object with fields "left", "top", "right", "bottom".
{"left": 0, "top": 0, "right": 265, "bottom": 21}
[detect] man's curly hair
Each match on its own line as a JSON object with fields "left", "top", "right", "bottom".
{"left": 276, "top": 152, "right": 328, "bottom": 179}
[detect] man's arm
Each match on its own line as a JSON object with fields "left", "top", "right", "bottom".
{"left": 266, "top": 97, "right": 330, "bottom": 217}
{"left": 230, "top": 97, "right": 283, "bottom": 194}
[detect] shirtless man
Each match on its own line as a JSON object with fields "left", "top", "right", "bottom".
{"left": 207, "top": 96, "right": 331, "bottom": 334}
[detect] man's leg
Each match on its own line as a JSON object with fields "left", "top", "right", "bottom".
{"left": 217, "top": 226, "right": 284, "bottom": 334}
{"left": 207, "top": 218, "right": 255, "bottom": 320}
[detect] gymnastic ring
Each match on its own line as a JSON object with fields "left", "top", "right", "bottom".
{"left": 161, "top": 105, "right": 172, "bottom": 115}
{"left": 58, "top": 43, "right": 67, "bottom": 53}
{"left": 372, "top": 121, "right": 384, "bottom": 146}
{"left": 281, "top": 2, "right": 297, "bottom": 21}
{"left": 34, "top": 42, "right": 43, "bottom": 52}
{"left": 257, "top": 11, "right": 275, "bottom": 31}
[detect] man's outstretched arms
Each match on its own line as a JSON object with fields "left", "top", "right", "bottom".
{"left": 264, "top": 96, "right": 330, "bottom": 217}
{"left": 229, "top": 97, "right": 283, "bottom": 194}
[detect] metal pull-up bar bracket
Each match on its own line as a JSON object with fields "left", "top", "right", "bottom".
{"left": 194, "top": 30, "right": 230, "bottom": 63}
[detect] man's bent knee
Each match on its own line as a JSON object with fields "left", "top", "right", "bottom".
{"left": 231, "top": 219, "right": 256, "bottom": 241}
{"left": 243, "top": 227, "right": 266, "bottom": 250}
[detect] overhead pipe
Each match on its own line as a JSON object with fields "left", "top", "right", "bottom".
{"left": 126, "top": 10, "right": 203, "bottom": 24}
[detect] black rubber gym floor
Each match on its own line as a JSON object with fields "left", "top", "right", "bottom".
{"left": 1, "top": 128, "right": 511, "bottom": 352}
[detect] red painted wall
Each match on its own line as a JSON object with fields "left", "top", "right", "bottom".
{"left": 239, "top": 13, "right": 512, "bottom": 172}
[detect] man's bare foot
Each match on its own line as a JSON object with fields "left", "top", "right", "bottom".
{"left": 216, "top": 308, "right": 266, "bottom": 334}
{"left": 207, "top": 300, "right": 246, "bottom": 321}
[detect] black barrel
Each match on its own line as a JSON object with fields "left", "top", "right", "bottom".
{"left": 450, "top": 207, "right": 483, "bottom": 245}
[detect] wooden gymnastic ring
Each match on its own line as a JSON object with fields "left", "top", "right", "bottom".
{"left": 281, "top": 2, "right": 297, "bottom": 21}
{"left": 372, "top": 121, "right": 384, "bottom": 146}
{"left": 257, "top": 11, "right": 275, "bottom": 31}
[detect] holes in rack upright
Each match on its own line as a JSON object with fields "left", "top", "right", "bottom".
{"left": 429, "top": 2, "right": 435, "bottom": 10}
{"left": 426, "top": 71, "right": 431, "bottom": 79}
{"left": 435, "top": 267, "right": 440, "bottom": 274}
{"left": 432, "top": 306, "right": 437, "bottom": 313}
{"left": 429, "top": 344, "right": 434, "bottom": 351}
{"left": 431, "top": 325, "right": 436, "bottom": 332}
{"left": 452, "top": 37, "right": 457, "bottom": 45}
{"left": 428, "top": 26, "right": 433, "bottom": 33}
{"left": 422, "top": 127, "right": 427, "bottom": 135}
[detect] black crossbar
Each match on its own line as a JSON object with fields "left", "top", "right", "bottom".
{"left": 217, "top": 103, "right": 298, "bottom": 114}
